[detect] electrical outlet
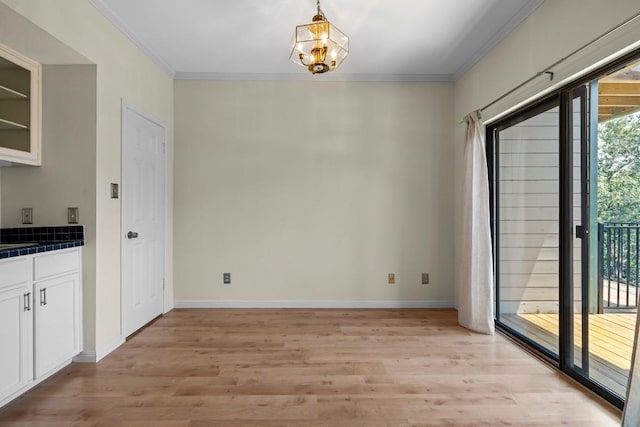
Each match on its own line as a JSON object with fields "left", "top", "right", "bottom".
{"left": 68, "top": 207, "right": 79, "bottom": 224}
{"left": 21, "top": 207, "right": 33, "bottom": 224}
{"left": 223, "top": 273, "right": 231, "bottom": 284}
{"left": 421, "top": 273, "right": 430, "bottom": 285}
{"left": 388, "top": 273, "right": 395, "bottom": 285}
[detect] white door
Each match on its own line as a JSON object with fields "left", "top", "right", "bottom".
{"left": 122, "top": 102, "right": 166, "bottom": 338}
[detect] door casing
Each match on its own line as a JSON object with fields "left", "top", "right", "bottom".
{"left": 120, "top": 100, "right": 168, "bottom": 338}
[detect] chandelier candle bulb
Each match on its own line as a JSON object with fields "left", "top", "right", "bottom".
{"left": 290, "top": 0, "right": 349, "bottom": 74}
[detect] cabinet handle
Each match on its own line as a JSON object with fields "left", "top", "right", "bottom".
{"left": 40, "top": 288, "right": 47, "bottom": 306}
{"left": 24, "top": 292, "right": 31, "bottom": 312}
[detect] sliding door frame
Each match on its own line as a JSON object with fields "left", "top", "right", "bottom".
{"left": 489, "top": 94, "right": 561, "bottom": 365}
{"left": 485, "top": 48, "right": 640, "bottom": 408}
{"left": 576, "top": 85, "right": 591, "bottom": 375}
{"left": 558, "top": 89, "right": 574, "bottom": 372}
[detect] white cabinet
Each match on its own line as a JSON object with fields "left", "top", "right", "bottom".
{"left": 35, "top": 273, "right": 80, "bottom": 377}
{"left": 0, "top": 248, "right": 81, "bottom": 407}
{"left": 0, "top": 42, "right": 42, "bottom": 165}
{"left": 33, "top": 249, "right": 81, "bottom": 378}
{"left": 0, "top": 257, "right": 34, "bottom": 402}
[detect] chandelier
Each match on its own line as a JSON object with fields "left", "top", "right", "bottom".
{"left": 289, "top": 0, "right": 349, "bottom": 74}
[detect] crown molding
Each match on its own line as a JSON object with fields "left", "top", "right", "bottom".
{"left": 453, "top": 0, "right": 544, "bottom": 80}
{"left": 174, "top": 71, "right": 454, "bottom": 82}
{"left": 89, "top": 0, "right": 176, "bottom": 77}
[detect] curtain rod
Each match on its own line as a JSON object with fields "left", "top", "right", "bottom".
{"left": 467, "top": 9, "right": 640, "bottom": 119}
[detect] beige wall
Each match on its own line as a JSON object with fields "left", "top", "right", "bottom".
{"left": 453, "top": 0, "right": 640, "bottom": 306}
{"left": 0, "top": 0, "right": 174, "bottom": 357}
{"left": 174, "top": 80, "right": 454, "bottom": 306}
{"left": 1, "top": 64, "right": 97, "bottom": 349}
{"left": 3, "top": 0, "right": 637, "bottom": 346}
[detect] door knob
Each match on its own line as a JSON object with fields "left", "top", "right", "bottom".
{"left": 127, "top": 231, "right": 139, "bottom": 239}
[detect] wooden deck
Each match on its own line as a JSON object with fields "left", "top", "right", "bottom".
{"left": 501, "top": 312, "right": 637, "bottom": 397}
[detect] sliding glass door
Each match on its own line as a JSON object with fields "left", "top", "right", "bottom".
{"left": 493, "top": 99, "right": 561, "bottom": 359}
{"left": 488, "top": 70, "right": 637, "bottom": 408}
{"left": 570, "top": 88, "right": 589, "bottom": 375}
{"left": 585, "top": 59, "right": 640, "bottom": 400}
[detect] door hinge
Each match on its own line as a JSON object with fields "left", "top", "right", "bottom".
{"left": 575, "top": 225, "right": 588, "bottom": 239}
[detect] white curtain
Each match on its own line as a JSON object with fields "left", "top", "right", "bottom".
{"left": 458, "top": 110, "right": 494, "bottom": 335}
{"left": 623, "top": 308, "right": 640, "bottom": 425}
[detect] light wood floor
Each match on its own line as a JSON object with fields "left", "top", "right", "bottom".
{"left": 0, "top": 309, "right": 621, "bottom": 426}
{"left": 502, "top": 312, "right": 636, "bottom": 397}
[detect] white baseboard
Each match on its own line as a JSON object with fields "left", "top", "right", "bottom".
{"left": 95, "top": 335, "right": 125, "bottom": 362}
{"left": 164, "top": 299, "right": 174, "bottom": 314}
{"left": 73, "top": 351, "right": 97, "bottom": 363}
{"left": 174, "top": 300, "right": 454, "bottom": 309}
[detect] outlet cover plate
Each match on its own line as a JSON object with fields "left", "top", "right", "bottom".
{"left": 21, "top": 207, "right": 33, "bottom": 224}
{"left": 421, "top": 273, "right": 430, "bottom": 285}
{"left": 223, "top": 273, "right": 231, "bottom": 284}
{"left": 111, "top": 183, "right": 119, "bottom": 199}
{"left": 68, "top": 207, "right": 79, "bottom": 224}
{"left": 388, "top": 273, "right": 395, "bottom": 285}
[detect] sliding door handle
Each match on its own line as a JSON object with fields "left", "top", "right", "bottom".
{"left": 575, "top": 225, "right": 588, "bottom": 239}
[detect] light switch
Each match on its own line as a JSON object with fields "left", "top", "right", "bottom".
{"left": 111, "top": 183, "right": 119, "bottom": 199}
{"left": 68, "top": 207, "right": 79, "bottom": 224}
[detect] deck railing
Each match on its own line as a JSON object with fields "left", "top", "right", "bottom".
{"left": 598, "top": 222, "right": 640, "bottom": 311}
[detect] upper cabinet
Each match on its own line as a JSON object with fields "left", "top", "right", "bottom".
{"left": 0, "top": 43, "right": 41, "bottom": 166}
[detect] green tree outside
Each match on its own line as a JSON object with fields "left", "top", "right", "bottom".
{"left": 598, "top": 112, "right": 640, "bottom": 223}
{"left": 598, "top": 112, "right": 640, "bottom": 288}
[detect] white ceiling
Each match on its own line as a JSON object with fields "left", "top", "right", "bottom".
{"left": 90, "top": 0, "right": 543, "bottom": 81}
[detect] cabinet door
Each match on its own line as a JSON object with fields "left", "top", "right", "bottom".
{"left": 0, "top": 43, "right": 41, "bottom": 165}
{"left": 0, "top": 285, "right": 33, "bottom": 401}
{"left": 35, "top": 274, "right": 80, "bottom": 377}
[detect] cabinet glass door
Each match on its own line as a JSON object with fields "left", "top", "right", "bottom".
{"left": 0, "top": 55, "right": 31, "bottom": 153}
{"left": 0, "top": 42, "right": 41, "bottom": 165}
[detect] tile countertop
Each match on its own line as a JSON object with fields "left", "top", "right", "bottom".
{"left": 0, "top": 226, "right": 84, "bottom": 259}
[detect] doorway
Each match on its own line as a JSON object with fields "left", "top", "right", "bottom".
{"left": 587, "top": 60, "right": 640, "bottom": 396}
{"left": 488, "top": 53, "right": 640, "bottom": 408}
{"left": 121, "top": 101, "right": 166, "bottom": 338}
